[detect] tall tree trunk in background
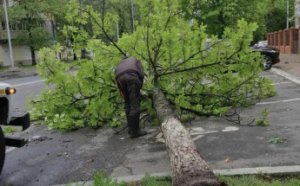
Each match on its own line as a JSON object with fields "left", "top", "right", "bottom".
{"left": 30, "top": 46, "right": 36, "bottom": 65}
{"left": 152, "top": 88, "right": 226, "bottom": 186}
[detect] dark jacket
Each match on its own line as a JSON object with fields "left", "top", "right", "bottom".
{"left": 115, "top": 57, "right": 144, "bottom": 82}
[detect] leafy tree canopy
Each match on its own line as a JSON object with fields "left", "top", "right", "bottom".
{"left": 181, "top": 0, "right": 295, "bottom": 41}
{"left": 31, "top": 0, "right": 275, "bottom": 130}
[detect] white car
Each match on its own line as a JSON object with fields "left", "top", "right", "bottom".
{"left": 0, "top": 82, "right": 30, "bottom": 174}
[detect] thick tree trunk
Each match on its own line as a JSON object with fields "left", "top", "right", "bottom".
{"left": 152, "top": 88, "right": 226, "bottom": 186}
{"left": 30, "top": 46, "right": 36, "bottom": 66}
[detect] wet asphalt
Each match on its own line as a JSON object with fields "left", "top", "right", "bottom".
{"left": 1, "top": 70, "right": 300, "bottom": 186}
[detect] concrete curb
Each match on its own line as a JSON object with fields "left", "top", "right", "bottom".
{"left": 271, "top": 68, "right": 300, "bottom": 85}
{"left": 52, "top": 165, "right": 300, "bottom": 186}
{"left": 0, "top": 69, "right": 37, "bottom": 80}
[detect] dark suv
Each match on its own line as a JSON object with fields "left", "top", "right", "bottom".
{"left": 252, "top": 40, "right": 280, "bottom": 70}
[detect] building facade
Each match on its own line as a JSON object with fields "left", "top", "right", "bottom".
{"left": 0, "top": 0, "right": 54, "bottom": 66}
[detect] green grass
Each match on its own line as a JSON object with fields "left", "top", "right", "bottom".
{"left": 92, "top": 173, "right": 126, "bottom": 186}
{"left": 90, "top": 173, "right": 171, "bottom": 186}
{"left": 0, "top": 66, "right": 9, "bottom": 72}
{"left": 2, "top": 126, "right": 17, "bottom": 134}
{"left": 139, "top": 176, "right": 171, "bottom": 186}
{"left": 90, "top": 174, "right": 300, "bottom": 186}
{"left": 219, "top": 175, "right": 300, "bottom": 186}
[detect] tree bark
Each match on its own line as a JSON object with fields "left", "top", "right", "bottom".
{"left": 152, "top": 88, "right": 227, "bottom": 186}
{"left": 30, "top": 46, "right": 36, "bottom": 66}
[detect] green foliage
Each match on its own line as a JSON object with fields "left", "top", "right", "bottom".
{"left": 219, "top": 175, "right": 300, "bottom": 186}
{"left": 265, "top": 0, "right": 295, "bottom": 33}
{"left": 31, "top": 0, "right": 276, "bottom": 130}
{"left": 89, "top": 174, "right": 300, "bottom": 186}
{"left": 183, "top": 0, "right": 295, "bottom": 41}
{"left": 141, "top": 176, "right": 171, "bottom": 186}
{"left": 257, "top": 78, "right": 277, "bottom": 99}
{"left": 9, "top": 0, "right": 67, "bottom": 47}
{"left": 93, "top": 172, "right": 126, "bottom": 186}
{"left": 179, "top": 112, "right": 195, "bottom": 123}
{"left": 268, "top": 137, "right": 286, "bottom": 144}
{"left": 2, "top": 126, "right": 17, "bottom": 134}
{"left": 256, "top": 108, "right": 270, "bottom": 127}
{"left": 15, "top": 27, "right": 51, "bottom": 50}
{"left": 91, "top": 173, "right": 171, "bottom": 186}
{"left": 32, "top": 41, "right": 124, "bottom": 130}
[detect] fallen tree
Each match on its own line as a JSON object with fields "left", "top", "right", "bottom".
{"left": 31, "top": 0, "right": 276, "bottom": 185}
{"left": 153, "top": 88, "right": 225, "bottom": 186}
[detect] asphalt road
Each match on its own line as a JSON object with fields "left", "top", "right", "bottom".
{"left": 109, "top": 71, "right": 300, "bottom": 180}
{"left": 0, "top": 75, "right": 156, "bottom": 186}
{"left": 1, "top": 71, "right": 300, "bottom": 186}
{"left": 2, "top": 76, "right": 45, "bottom": 112}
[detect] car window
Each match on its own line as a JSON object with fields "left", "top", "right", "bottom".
{"left": 256, "top": 41, "right": 268, "bottom": 47}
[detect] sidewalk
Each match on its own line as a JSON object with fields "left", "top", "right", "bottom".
{"left": 0, "top": 66, "right": 38, "bottom": 80}
{"left": 273, "top": 54, "right": 300, "bottom": 78}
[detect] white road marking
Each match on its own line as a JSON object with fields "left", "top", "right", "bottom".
{"left": 260, "top": 74, "right": 277, "bottom": 78}
{"left": 13, "top": 80, "right": 45, "bottom": 87}
{"left": 271, "top": 68, "right": 300, "bottom": 85}
{"left": 222, "top": 126, "right": 239, "bottom": 132}
{"left": 257, "top": 98, "right": 300, "bottom": 105}
{"left": 272, "top": 81, "right": 292, "bottom": 85}
{"left": 190, "top": 129, "right": 218, "bottom": 136}
{"left": 192, "top": 135, "right": 204, "bottom": 141}
{"left": 6, "top": 147, "right": 16, "bottom": 153}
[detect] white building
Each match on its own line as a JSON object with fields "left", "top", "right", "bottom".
{"left": 0, "top": 0, "right": 54, "bottom": 66}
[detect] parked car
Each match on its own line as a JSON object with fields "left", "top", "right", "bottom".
{"left": 0, "top": 82, "right": 30, "bottom": 175}
{"left": 252, "top": 40, "right": 280, "bottom": 70}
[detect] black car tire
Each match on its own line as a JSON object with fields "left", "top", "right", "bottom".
{"left": 263, "top": 55, "right": 273, "bottom": 70}
{"left": 0, "top": 127, "right": 5, "bottom": 175}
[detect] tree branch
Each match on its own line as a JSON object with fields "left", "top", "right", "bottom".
{"left": 84, "top": 9, "right": 127, "bottom": 57}
{"left": 159, "top": 44, "right": 242, "bottom": 77}
{"left": 145, "top": 21, "right": 157, "bottom": 76}
{"left": 159, "top": 61, "right": 221, "bottom": 77}
{"left": 172, "top": 40, "right": 223, "bottom": 69}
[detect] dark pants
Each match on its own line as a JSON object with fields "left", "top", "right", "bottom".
{"left": 117, "top": 73, "right": 142, "bottom": 134}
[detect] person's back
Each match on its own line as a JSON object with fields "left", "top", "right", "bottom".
{"left": 115, "top": 57, "right": 144, "bottom": 83}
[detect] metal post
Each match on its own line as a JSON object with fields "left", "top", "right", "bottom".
{"left": 298, "top": 0, "right": 300, "bottom": 28}
{"left": 116, "top": 22, "right": 119, "bottom": 40}
{"left": 130, "top": 0, "right": 135, "bottom": 32}
{"left": 287, "top": 0, "right": 290, "bottom": 29}
{"left": 3, "top": 0, "right": 15, "bottom": 68}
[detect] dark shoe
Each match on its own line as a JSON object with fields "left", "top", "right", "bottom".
{"left": 130, "top": 130, "right": 147, "bottom": 138}
{"left": 127, "top": 127, "right": 132, "bottom": 135}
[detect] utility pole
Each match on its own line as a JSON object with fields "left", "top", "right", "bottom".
{"left": 287, "top": 0, "right": 290, "bottom": 29}
{"left": 130, "top": 0, "right": 135, "bottom": 32}
{"left": 296, "top": 0, "right": 300, "bottom": 28}
{"left": 116, "top": 22, "right": 119, "bottom": 40}
{"left": 3, "top": 0, "right": 15, "bottom": 69}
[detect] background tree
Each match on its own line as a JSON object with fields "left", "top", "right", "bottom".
{"left": 265, "top": 0, "right": 295, "bottom": 33}
{"left": 181, "top": 0, "right": 295, "bottom": 41}
{"left": 7, "top": 0, "right": 68, "bottom": 65}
